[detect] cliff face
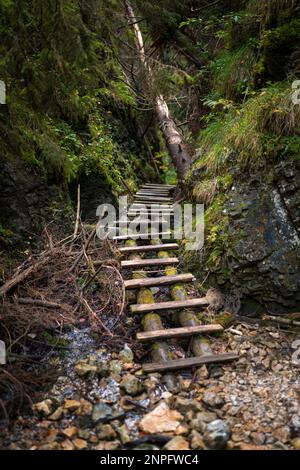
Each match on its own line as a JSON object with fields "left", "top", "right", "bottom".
{"left": 186, "top": 161, "right": 300, "bottom": 314}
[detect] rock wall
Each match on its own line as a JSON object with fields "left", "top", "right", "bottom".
{"left": 187, "top": 161, "right": 300, "bottom": 315}
{"left": 0, "top": 156, "right": 73, "bottom": 248}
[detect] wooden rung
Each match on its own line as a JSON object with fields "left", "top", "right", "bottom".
{"left": 113, "top": 232, "right": 171, "bottom": 242}
{"left": 143, "top": 353, "right": 239, "bottom": 373}
{"left": 131, "top": 297, "right": 209, "bottom": 314}
{"left": 121, "top": 258, "right": 179, "bottom": 269}
{"left": 137, "top": 324, "right": 224, "bottom": 342}
{"left": 110, "top": 220, "right": 168, "bottom": 227}
{"left": 125, "top": 273, "right": 194, "bottom": 289}
{"left": 137, "top": 190, "right": 171, "bottom": 194}
{"left": 143, "top": 184, "right": 176, "bottom": 188}
{"left": 119, "top": 243, "right": 179, "bottom": 254}
{"left": 136, "top": 193, "right": 170, "bottom": 198}
{"left": 134, "top": 197, "right": 172, "bottom": 203}
{"left": 131, "top": 204, "right": 174, "bottom": 209}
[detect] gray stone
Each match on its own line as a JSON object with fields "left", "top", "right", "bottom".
{"left": 203, "top": 419, "right": 231, "bottom": 450}
{"left": 120, "top": 374, "right": 144, "bottom": 396}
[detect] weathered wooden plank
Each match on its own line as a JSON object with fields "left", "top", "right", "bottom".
{"left": 125, "top": 273, "right": 193, "bottom": 289}
{"left": 131, "top": 204, "right": 174, "bottom": 209}
{"left": 134, "top": 196, "right": 172, "bottom": 202}
{"left": 143, "top": 184, "right": 176, "bottom": 188}
{"left": 143, "top": 353, "right": 238, "bottom": 373}
{"left": 137, "top": 324, "right": 224, "bottom": 342}
{"left": 121, "top": 257, "right": 179, "bottom": 269}
{"left": 119, "top": 243, "right": 179, "bottom": 254}
{"left": 113, "top": 232, "right": 171, "bottom": 242}
{"left": 130, "top": 297, "right": 209, "bottom": 314}
{"left": 137, "top": 190, "right": 171, "bottom": 195}
{"left": 110, "top": 219, "right": 168, "bottom": 228}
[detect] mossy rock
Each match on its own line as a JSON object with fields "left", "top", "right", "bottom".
{"left": 137, "top": 288, "right": 155, "bottom": 305}
{"left": 142, "top": 313, "right": 164, "bottom": 332}
{"left": 165, "top": 267, "right": 178, "bottom": 276}
{"left": 170, "top": 284, "right": 188, "bottom": 302}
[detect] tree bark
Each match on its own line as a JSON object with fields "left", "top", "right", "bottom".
{"left": 124, "top": 0, "right": 191, "bottom": 181}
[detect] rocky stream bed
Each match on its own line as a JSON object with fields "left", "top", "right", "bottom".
{"left": 1, "top": 321, "right": 299, "bottom": 451}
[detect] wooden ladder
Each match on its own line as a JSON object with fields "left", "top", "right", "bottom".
{"left": 115, "top": 184, "right": 238, "bottom": 373}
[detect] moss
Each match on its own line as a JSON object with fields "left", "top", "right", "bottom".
{"left": 125, "top": 240, "right": 138, "bottom": 247}
{"left": 142, "top": 313, "right": 164, "bottom": 331}
{"left": 158, "top": 251, "right": 170, "bottom": 259}
{"left": 165, "top": 267, "right": 178, "bottom": 276}
{"left": 216, "top": 311, "right": 235, "bottom": 328}
{"left": 170, "top": 284, "right": 188, "bottom": 302}
{"left": 0, "top": 224, "right": 13, "bottom": 244}
{"left": 178, "top": 310, "right": 201, "bottom": 327}
{"left": 191, "top": 337, "right": 212, "bottom": 356}
{"left": 132, "top": 270, "right": 148, "bottom": 280}
{"left": 137, "top": 288, "right": 155, "bottom": 305}
{"left": 125, "top": 290, "right": 137, "bottom": 303}
{"left": 151, "top": 341, "right": 173, "bottom": 362}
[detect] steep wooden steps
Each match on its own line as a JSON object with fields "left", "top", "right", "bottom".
{"left": 124, "top": 273, "right": 193, "bottom": 290}
{"left": 143, "top": 353, "right": 239, "bottom": 373}
{"left": 119, "top": 243, "right": 178, "bottom": 254}
{"left": 113, "top": 231, "right": 171, "bottom": 242}
{"left": 121, "top": 257, "right": 179, "bottom": 269}
{"left": 137, "top": 324, "right": 223, "bottom": 342}
{"left": 130, "top": 297, "right": 209, "bottom": 314}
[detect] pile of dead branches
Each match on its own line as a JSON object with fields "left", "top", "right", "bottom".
{"left": 0, "top": 219, "right": 126, "bottom": 422}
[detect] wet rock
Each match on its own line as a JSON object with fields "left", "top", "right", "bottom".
{"left": 78, "top": 430, "right": 91, "bottom": 440}
{"left": 164, "top": 436, "right": 190, "bottom": 451}
{"left": 190, "top": 430, "right": 205, "bottom": 450}
{"left": 97, "top": 424, "right": 117, "bottom": 441}
{"left": 109, "top": 360, "right": 123, "bottom": 376}
{"left": 202, "top": 391, "right": 224, "bottom": 408}
{"left": 203, "top": 420, "right": 231, "bottom": 450}
{"left": 190, "top": 411, "right": 217, "bottom": 432}
{"left": 61, "top": 427, "right": 78, "bottom": 439}
{"left": 118, "top": 425, "right": 131, "bottom": 444}
{"left": 174, "top": 397, "right": 202, "bottom": 414}
{"left": 119, "top": 344, "right": 134, "bottom": 363}
{"left": 73, "top": 438, "right": 88, "bottom": 450}
{"left": 95, "top": 441, "right": 120, "bottom": 450}
{"left": 291, "top": 438, "right": 300, "bottom": 450}
{"left": 64, "top": 400, "right": 81, "bottom": 412}
{"left": 92, "top": 403, "right": 124, "bottom": 423}
{"left": 33, "top": 399, "right": 53, "bottom": 417}
{"left": 61, "top": 439, "right": 75, "bottom": 451}
{"left": 48, "top": 406, "right": 64, "bottom": 421}
{"left": 273, "top": 426, "right": 290, "bottom": 443}
{"left": 74, "top": 361, "right": 98, "bottom": 378}
{"left": 39, "top": 442, "right": 61, "bottom": 450}
{"left": 134, "top": 444, "right": 160, "bottom": 450}
{"left": 120, "top": 374, "right": 144, "bottom": 396}
{"left": 251, "top": 432, "right": 265, "bottom": 445}
{"left": 139, "top": 402, "right": 184, "bottom": 434}
{"left": 291, "top": 415, "right": 300, "bottom": 434}
{"left": 97, "top": 361, "right": 110, "bottom": 378}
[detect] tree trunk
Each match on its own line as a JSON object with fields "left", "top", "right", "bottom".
{"left": 124, "top": 0, "right": 191, "bottom": 181}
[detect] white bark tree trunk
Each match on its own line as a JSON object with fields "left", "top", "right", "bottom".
{"left": 124, "top": 0, "right": 191, "bottom": 181}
